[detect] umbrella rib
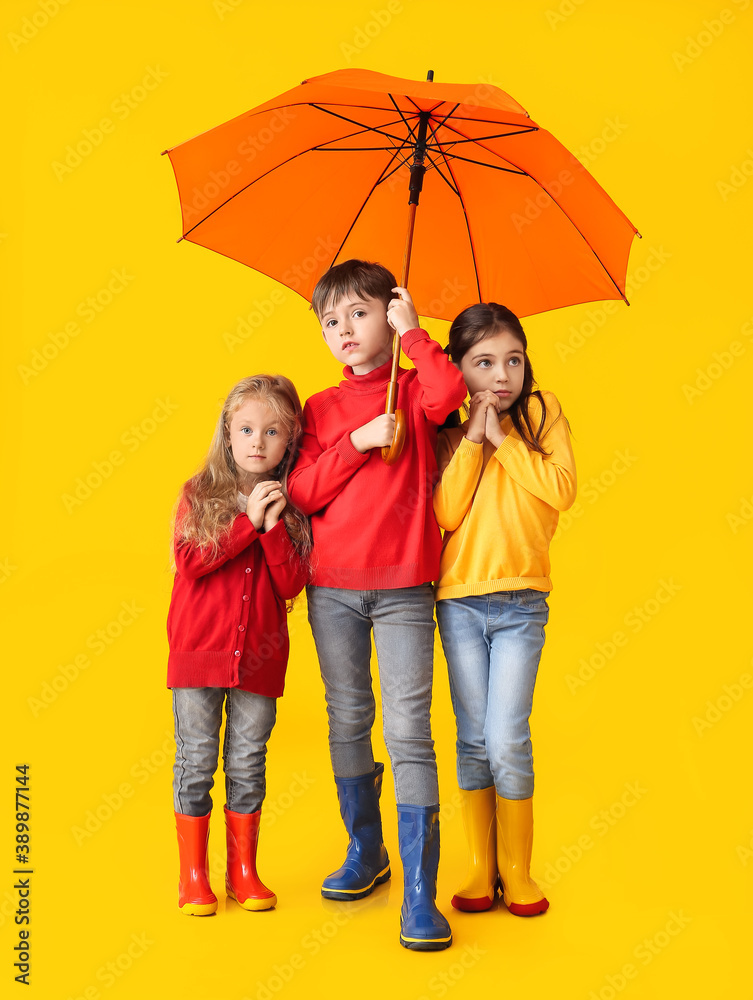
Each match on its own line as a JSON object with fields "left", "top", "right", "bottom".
{"left": 425, "top": 102, "right": 461, "bottom": 136}
{"left": 179, "top": 119, "right": 412, "bottom": 239}
{"left": 242, "top": 99, "right": 535, "bottom": 131}
{"left": 376, "top": 152, "right": 416, "bottom": 186}
{"left": 404, "top": 95, "right": 448, "bottom": 117}
{"left": 422, "top": 117, "right": 533, "bottom": 177}
{"left": 433, "top": 151, "right": 527, "bottom": 175}
{"left": 432, "top": 122, "right": 629, "bottom": 301}
{"left": 179, "top": 147, "right": 321, "bottom": 239}
{"left": 388, "top": 95, "right": 421, "bottom": 147}
{"left": 309, "top": 119, "right": 413, "bottom": 153}
{"left": 422, "top": 148, "right": 460, "bottom": 196}
{"left": 180, "top": 136, "right": 404, "bottom": 239}
{"left": 308, "top": 104, "right": 414, "bottom": 146}
{"left": 328, "top": 145, "right": 411, "bottom": 266}
{"left": 426, "top": 120, "right": 482, "bottom": 303}
{"left": 426, "top": 113, "right": 537, "bottom": 127}
{"left": 428, "top": 127, "right": 538, "bottom": 147}
{"left": 314, "top": 146, "right": 416, "bottom": 153}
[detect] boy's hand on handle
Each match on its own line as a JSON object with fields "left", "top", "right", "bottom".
{"left": 350, "top": 413, "right": 396, "bottom": 454}
{"left": 386, "top": 287, "right": 420, "bottom": 336}
{"left": 465, "top": 391, "right": 500, "bottom": 444}
{"left": 246, "top": 481, "right": 284, "bottom": 530}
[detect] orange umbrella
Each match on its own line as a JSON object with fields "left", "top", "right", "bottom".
{"left": 164, "top": 68, "right": 639, "bottom": 461}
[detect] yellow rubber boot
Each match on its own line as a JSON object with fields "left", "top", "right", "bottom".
{"left": 451, "top": 787, "right": 497, "bottom": 912}
{"left": 495, "top": 796, "right": 549, "bottom": 916}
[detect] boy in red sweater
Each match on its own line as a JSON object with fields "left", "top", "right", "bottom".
{"left": 288, "top": 260, "right": 466, "bottom": 950}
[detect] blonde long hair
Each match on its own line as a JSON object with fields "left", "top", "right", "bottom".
{"left": 173, "top": 375, "right": 311, "bottom": 567}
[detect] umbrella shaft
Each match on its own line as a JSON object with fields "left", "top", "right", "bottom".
{"left": 408, "top": 111, "right": 430, "bottom": 207}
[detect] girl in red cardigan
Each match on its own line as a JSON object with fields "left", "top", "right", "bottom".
{"left": 168, "top": 375, "right": 309, "bottom": 915}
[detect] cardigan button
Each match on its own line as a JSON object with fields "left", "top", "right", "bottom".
{"left": 234, "top": 650, "right": 241, "bottom": 657}
{"left": 242, "top": 595, "right": 249, "bottom": 601}
{"left": 245, "top": 567, "right": 251, "bottom": 573}
{"left": 238, "top": 625, "right": 245, "bottom": 632}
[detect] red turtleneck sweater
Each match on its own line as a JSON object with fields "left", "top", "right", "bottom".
{"left": 288, "top": 327, "right": 466, "bottom": 589}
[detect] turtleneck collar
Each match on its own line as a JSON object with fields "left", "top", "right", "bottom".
{"left": 340, "top": 357, "right": 403, "bottom": 392}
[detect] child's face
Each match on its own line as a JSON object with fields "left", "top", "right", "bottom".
{"left": 227, "top": 399, "right": 289, "bottom": 480}
{"left": 319, "top": 293, "right": 393, "bottom": 375}
{"left": 459, "top": 329, "right": 526, "bottom": 411}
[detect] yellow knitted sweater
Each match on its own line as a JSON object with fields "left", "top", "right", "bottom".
{"left": 433, "top": 391, "right": 577, "bottom": 600}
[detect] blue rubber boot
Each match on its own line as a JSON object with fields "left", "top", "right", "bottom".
{"left": 398, "top": 804, "right": 453, "bottom": 951}
{"left": 321, "top": 763, "right": 391, "bottom": 900}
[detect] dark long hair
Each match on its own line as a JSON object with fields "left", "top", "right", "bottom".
{"left": 444, "top": 303, "right": 558, "bottom": 455}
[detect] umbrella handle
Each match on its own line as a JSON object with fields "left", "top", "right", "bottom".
{"left": 381, "top": 328, "right": 406, "bottom": 464}
{"left": 381, "top": 409, "right": 406, "bottom": 465}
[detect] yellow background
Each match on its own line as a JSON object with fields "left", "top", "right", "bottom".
{"left": 3, "top": 0, "right": 752, "bottom": 997}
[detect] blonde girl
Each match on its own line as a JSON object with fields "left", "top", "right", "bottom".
{"left": 168, "top": 375, "right": 309, "bottom": 915}
{"left": 434, "top": 305, "right": 576, "bottom": 917}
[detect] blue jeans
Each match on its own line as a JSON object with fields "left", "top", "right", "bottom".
{"left": 306, "top": 584, "right": 439, "bottom": 806}
{"left": 172, "top": 687, "right": 277, "bottom": 816}
{"left": 436, "top": 590, "right": 549, "bottom": 800}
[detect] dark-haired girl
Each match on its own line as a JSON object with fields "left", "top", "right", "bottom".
{"left": 433, "top": 304, "right": 577, "bottom": 917}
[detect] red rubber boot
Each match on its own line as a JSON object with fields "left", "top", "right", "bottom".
{"left": 175, "top": 811, "right": 218, "bottom": 916}
{"left": 225, "top": 807, "right": 277, "bottom": 911}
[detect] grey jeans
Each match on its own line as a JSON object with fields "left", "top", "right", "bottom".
{"left": 172, "top": 687, "right": 277, "bottom": 816}
{"left": 306, "top": 584, "right": 439, "bottom": 806}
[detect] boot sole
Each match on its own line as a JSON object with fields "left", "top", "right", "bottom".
{"left": 400, "top": 933, "right": 453, "bottom": 951}
{"left": 507, "top": 897, "right": 549, "bottom": 916}
{"left": 179, "top": 902, "right": 218, "bottom": 916}
{"left": 321, "top": 867, "right": 391, "bottom": 901}
{"left": 451, "top": 892, "right": 494, "bottom": 912}
{"left": 227, "top": 887, "right": 277, "bottom": 911}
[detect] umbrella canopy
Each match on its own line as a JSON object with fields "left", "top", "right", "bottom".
{"left": 164, "top": 68, "right": 638, "bottom": 321}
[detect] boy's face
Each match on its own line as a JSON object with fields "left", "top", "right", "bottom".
{"left": 319, "top": 293, "right": 393, "bottom": 375}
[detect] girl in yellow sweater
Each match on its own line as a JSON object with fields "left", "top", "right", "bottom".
{"left": 434, "top": 303, "right": 576, "bottom": 916}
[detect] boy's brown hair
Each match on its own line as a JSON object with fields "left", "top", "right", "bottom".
{"left": 311, "top": 259, "right": 397, "bottom": 320}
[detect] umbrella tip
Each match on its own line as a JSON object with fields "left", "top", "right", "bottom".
{"left": 426, "top": 70, "right": 434, "bottom": 82}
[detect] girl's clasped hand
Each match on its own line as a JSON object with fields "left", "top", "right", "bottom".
{"left": 245, "top": 480, "right": 286, "bottom": 531}
{"left": 465, "top": 391, "right": 506, "bottom": 448}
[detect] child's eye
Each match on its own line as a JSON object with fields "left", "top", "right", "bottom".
{"left": 353, "top": 310, "right": 365, "bottom": 318}
{"left": 325, "top": 319, "right": 337, "bottom": 329}
{"left": 477, "top": 360, "right": 491, "bottom": 368}
{"left": 266, "top": 428, "right": 278, "bottom": 437}
{"left": 509, "top": 357, "right": 521, "bottom": 367}
{"left": 240, "top": 427, "right": 251, "bottom": 434}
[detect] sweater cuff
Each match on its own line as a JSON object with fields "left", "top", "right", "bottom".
{"left": 493, "top": 431, "right": 521, "bottom": 465}
{"left": 226, "top": 513, "right": 259, "bottom": 555}
{"left": 335, "top": 432, "right": 371, "bottom": 467}
{"left": 258, "top": 519, "right": 292, "bottom": 565}
{"left": 458, "top": 436, "right": 484, "bottom": 458}
{"left": 399, "top": 327, "right": 428, "bottom": 354}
